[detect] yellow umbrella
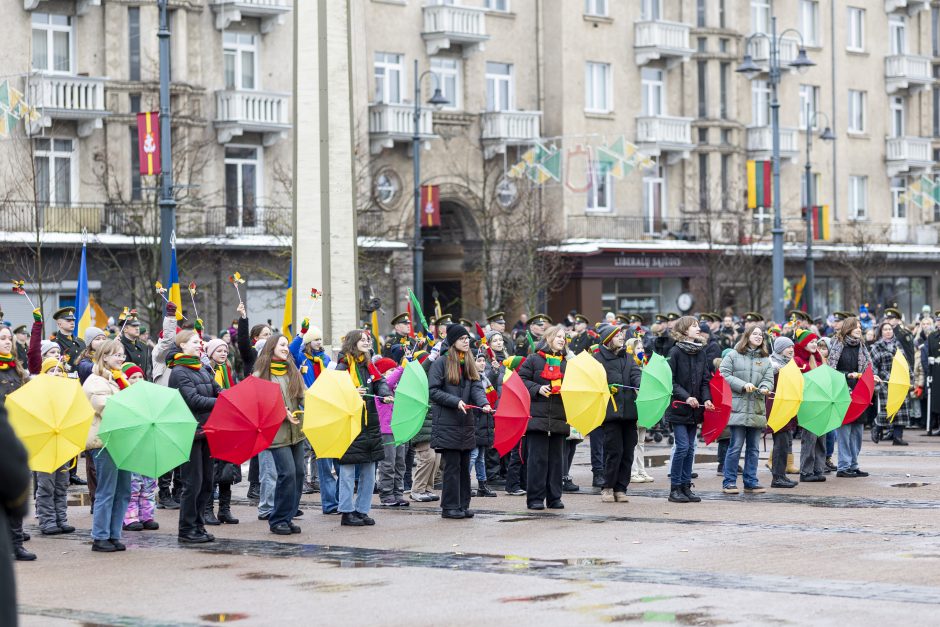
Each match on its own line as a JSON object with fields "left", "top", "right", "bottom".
{"left": 768, "top": 360, "right": 804, "bottom": 432}
{"left": 4, "top": 375, "right": 94, "bottom": 473}
{"left": 886, "top": 350, "right": 910, "bottom": 422}
{"left": 560, "top": 351, "right": 609, "bottom": 436}
{"left": 302, "top": 369, "right": 364, "bottom": 459}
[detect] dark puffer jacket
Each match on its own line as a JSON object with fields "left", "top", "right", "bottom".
{"left": 428, "top": 355, "right": 488, "bottom": 451}
{"left": 334, "top": 353, "right": 389, "bottom": 465}
{"left": 474, "top": 406, "right": 495, "bottom": 447}
{"left": 664, "top": 344, "right": 712, "bottom": 426}
{"left": 518, "top": 351, "right": 570, "bottom": 436}
{"left": 411, "top": 359, "right": 434, "bottom": 445}
{"left": 594, "top": 345, "right": 642, "bottom": 422}
{"left": 168, "top": 364, "right": 221, "bottom": 437}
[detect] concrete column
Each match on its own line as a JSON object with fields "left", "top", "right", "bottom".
{"left": 292, "top": 0, "right": 359, "bottom": 349}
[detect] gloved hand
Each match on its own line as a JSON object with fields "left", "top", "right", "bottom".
{"left": 301, "top": 318, "right": 310, "bottom": 335}
{"left": 194, "top": 318, "right": 204, "bottom": 332}
{"left": 32, "top": 308, "right": 42, "bottom": 323}
{"left": 915, "top": 386, "right": 924, "bottom": 398}
{"left": 166, "top": 301, "right": 177, "bottom": 317}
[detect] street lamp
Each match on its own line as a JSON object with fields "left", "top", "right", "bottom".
{"left": 412, "top": 60, "right": 449, "bottom": 309}
{"left": 803, "top": 111, "right": 835, "bottom": 316}
{"left": 738, "top": 17, "right": 814, "bottom": 323}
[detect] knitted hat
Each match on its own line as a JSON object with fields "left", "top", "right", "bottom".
{"left": 205, "top": 338, "right": 227, "bottom": 360}
{"left": 794, "top": 329, "right": 818, "bottom": 348}
{"left": 772, "top": 336, "right": 794, "bottom": 355}
{"left": 485, "top": 330, "right": 504, "bottom": 345}
{"left": 412, "top": 350, "right": 429, "bottom": 364}
{"left": 121, "top": 362, "right": 144, "bottom": 380}
{"left": 84, "top": 326, "right": 105, "bottom": 346}
{"left": 303, "top": 325, "right": 322, "bottom": 346}
{"left": 40, "top": 340, "right": 58, "bottom": 357}
{"left": 40, "top": 357, "right": 65, "bottom": 376}
{"left": 598, "top": 323, "right": 626, "bottom": 346}
{"left": 446, "top": 323, "right": 470, "bottom": 346}
{"left": 373, "top": 357, "right": 397, "bottom": 374}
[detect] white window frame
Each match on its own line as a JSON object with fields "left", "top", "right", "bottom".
{"left": 585, "top": 62, "right": 612, "bottom": 113}
{"left": 224, "top": 145, "right": 264, "bottom": 231}
{"left": 485, "top": 61, "right": 514, "bottom": 112}
{"left": 373, "top": 52, "right": 404, "bottom": 104}
{"left": 889, "top": 15, "right": 907, "bottom": 56}
{"left": 642, "top": 166, "right": 666, "bottom": 234}
{"left": 752, "top": 79, "right": 770, "bottom": 127}
{"left": 641, "top": 68, "right": 664, "bottom": 116}
{"left": 890, "top": 96, "right": 905, "bottom": 138}
{"left": 891, "top": 177, "right": 907, "bottom": 220}
{"left": 33, "top": 138, "right": 75, "bottom": 205}
{"left": 847, "top": 7, "right": 865, "bottom": 52}
{"left": 799, "top": 84, "right": 820, "bottom": 129}
{"left": 31, "top": 13, "right": 73, "bottom": 74}
{"left": 430, "top": 56, "right": 461, "bottom": 111}
{"left": 751, "top": 0, "right": 770, "bottom": 34}
{"left": 586, "top": 161, "right": 613, "bottom": 212}
{"left": 585, "top": 0, "right": 608, "bottom": 17}
{"left": 223, "top": 32, "right": 259, "bottom": 91}
{"left": 848, "top": 90, "right": 866, "bottom": 133}
{"left": 640, "top": 0, "right": 660, "bottom": 21}
{"left": 848, "top": 175, "right": 868, "bottom": 220}
{"left": 485, "top": 0, "right": 509, "bottom": 11}
{"left": 800, "top": 0, "right": 820, "bottom": 46}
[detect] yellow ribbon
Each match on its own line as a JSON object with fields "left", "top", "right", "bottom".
{"left": 608, "top": 384, "right": 618, "bottom": 413}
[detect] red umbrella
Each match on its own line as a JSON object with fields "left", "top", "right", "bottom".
{"left": 702, "top": 370, "right": 732, "bottom": 445}
{"left": 493, "top": 372, "right": 531, "bottom": 457}
{"left": 203, "top": 376, "right": 287, "bottom": 465}
{"left": 843, "top": 364, "right": 875, "bottom": 425}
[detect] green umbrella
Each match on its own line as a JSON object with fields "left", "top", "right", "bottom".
{"left": 636, "top": 353, "right": 674, "bottom": 429}
{"left": 391, "top": 360, "right": 430, "bottom": 446}
{"left": 99, "top": 381, "right": 197, "bottom": 478}
{"left": 797, "top": 364, "right": 851, "bottom": 437}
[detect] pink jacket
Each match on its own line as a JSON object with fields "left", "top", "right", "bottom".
{"left": 378, "top": 366, "right": 404, "bottom": 435}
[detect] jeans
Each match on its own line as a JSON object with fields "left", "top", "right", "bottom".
{"left": 378, "top": 434, "right": 406, "bottom": 499}
{"left": 590, "top": 431, "right": 605, "bottom": 475}
{"left": 258, "top": 449, "right": 276, "bottom": 516}
{"left": 92, "top": 449, "right": 132, "bottom": 541}
{"left": 441, "top": 449, "right": 472, "bottom": 511}
{"left": 836, "top": 421, "right": 864, "bottom": 471}
{"left": 716, "top": 438, "right": 730, "bottom": 472}
{"left": 825, "top": 431, "right": 836, "bottom": 457}
{"left": 469, "top": 446, "right": 487, "bottom": 482}
{"left": 317, "top": 458, "right": 339, "bottom": 513}
{"left": 723, "top": 426, "right": 761, "bottom": 488}
{"left": 270, "top": 442, "right": 305, "bottom": 528}
{"left": 337, "top": 462, "right": 376, "bottom": 515}
{"left": 670, "top": 423, "right": 697, "bottom": 486}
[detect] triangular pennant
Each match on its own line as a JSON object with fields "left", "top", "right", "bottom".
{"left": 539, "top": 148, "right": 562, "bottom": 181}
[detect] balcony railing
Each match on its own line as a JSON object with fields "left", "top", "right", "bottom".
{"left": 886, "top": 136, "right": 933, "bottom": 176}
{"left": 885, "top": 55, "right": 933, "bottom": 94}
{"left": 481, "top": 110, "right": 541, "bottom": 158}
{"left": 566, "top": 215, "right": 739, "bottom": 243}
{"left": 368, "top": 102, "right": 435, "bottom": 154}
{"left": 214, "top": 90, "right": 290, "bottom": 145}
{"left": 422, "top": 4, "right": 489, "bottom": 56}
{"left": 636, "top": 115, "right": 693, "bottom": 157}
{"left": 210, "top": 0, "right": 291, "bottom": 33}
{"left": 633, "top": 20, "right": 693, "bottom": 66}
{"left": 746, "top": 126, "right": 800, "bottom": 159}
{"left": 28, "top": 73, "right": 108, "bottom": 137}
{"left": 747, "top": 35, "right": 799, "bottom": 70}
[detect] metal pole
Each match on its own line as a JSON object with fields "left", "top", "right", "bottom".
{"left": 769, "top": 15, "right": 784, "bottom": 323}
{"left": 157, "top": 0, "right": 176, "bottom": 285}
{"left": 412, "top": 59, "right": 424, "bottom": 307}
{"left": 804, "top": 119, "right": 814, "bottom": 316}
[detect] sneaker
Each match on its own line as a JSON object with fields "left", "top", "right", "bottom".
{"left": 600, "top": 488, "right": 615, "bottom": 503}
{"left": 302, "top": 482, "right": 316, "bottom": 495}
{"left": 722, "top": 486, "right": 740, "bottom": 495}
{"left": 379, "top": 498, "right": 399, "bottom": 507}
{"left": 142, "top": 520, "right": 160, "bottom": 530}
{"left": 410, "top": 492, "right": 433, "bottom": 502}
{"left": 157, "top": 494, "right": 180, "bottom": 510}
{"left": 770, "top": 478, "right": 797, "bottom": 488}
{"left": 716, "top": 468, "right": 725, "bottom": 476}
{"left": 614, "top": 492, "right": 629, "bottom": 503}
{"left": 836, "top": 470, "right": 858, "bottom": 478}
{"left": 425, "top": 492, "right": 440, "bottom": 501}
{"left": 395, "top": 498, "right": 410, "bottom": 507}
{"left": 853, "top": 469, "right": 870, "bottom": 477}
{"left": 744, "top": 485, "right": 766, "bottom": 494}
{"left": 800, "top": 474, "right": 824, "bottom": 483}
{"left": 506, "top": 488, "right": 526, "bottom": 496}
{"left": 562, "top": 477, "right": 580, "bottom": 492}
{"left": 825, "top": 457, "right": 837, "bottom": 471}
{"left": 641, "top": 473, "right": 654, "bottom": 483}
{"left": 122, "top": 521, "right": 144, "bottom": 532}
{"left": 40, "top": 527, "right": 64, "bottom": 536}
{"left": 630, "top": 474, "right": 645, "bottom": 484}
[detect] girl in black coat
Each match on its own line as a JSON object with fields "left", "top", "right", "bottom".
{"left": 472, "top": 350, "right": 497, "bottom": 497}
{"left": 429, "top": 325, "right": 490, "bottom": 519}
{"left": 594, "top": 324, "right": 643, "bottom": 502}
{"left": 517, "top": 325, "right": 570, "bottom": 510}
{"left": 0, "top": 326, "right": 33, "bottom": 562}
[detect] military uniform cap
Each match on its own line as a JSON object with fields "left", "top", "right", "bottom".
{"left": 744, "top": 312, "right": 764, "bottom": 323}
{"left": 391, "top": 312, "right": 410, "bottom": 326}
{"left": 574, "top": 314, "right": 590, "bottom": 325}
{"left": 53, "top": 307, "right": 76, "bottom": 321}
{"left": 486, "top": 312, "right": 505, "bottom": 323}
{"left": 528, "top": 313, "right": 552, "bottom": 326}
{"left": 13, "top": 324, "right": 27, "bottom": 335}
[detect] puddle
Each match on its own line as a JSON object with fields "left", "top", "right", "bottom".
{"left": 605, "top": 611, "right": 727, "bottom": 625}
{"left": 238, "top": 572, "right": 288, "bottom": 580}
{"left": 198, "top": 563, "right": 235, "bottom": 569}
{"left": 199, "top": 613, "right": 250, "bottom": 623}
{"left": 891, "top": 482, "right": 930, "bottom": 488}
{"left": 501, "top": 591, "right": 574, "bottom": 603}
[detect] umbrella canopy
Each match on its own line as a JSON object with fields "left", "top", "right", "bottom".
{"left": 493, "top": 372, "right": 531, "bottom": 456}
{"left": 702, "top": 370, "right": 732, "bottom": 445}
{"left": 797, "top": 365, "right": 851, "bottom": 437}
{"left": 391, "top": 360, "right": 430, "bottom": 446}
{"left": 767, "top": 360, "right": 804, "bottom": 433}
{"left": 636, "top": 353, "right": 673, "bottom": 429}
{"left": 5, "top": 376, "right": 94, "bottom": 473}
{"left": 561, "top": 351, "right": 609, "bottom": 436}
{"left": 99, "top": 381, "right": 197, "bottom": 478}
{"left": 203, "top": 376, "right": 286, "bottom": 465}
{"left": 843, "top": 365, "right": 874, "bottom": 425}
{"left": 302, "top": 369, "right": 363, "bottom": 459}
{"left": 886, "top": 351, "right": 911, "bottom": 423}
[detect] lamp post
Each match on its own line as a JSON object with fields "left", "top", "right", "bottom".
{"left": 157, "top": 0, "right": 175, "bottom": 286}
{"left": 803, "top": 112, "right": 835, "bottom": 317}
{"left": 411, "top": 60, "right": 449, "bottom": 309}
{"left": 738, "top": 17, "right": 814, "bottom": 323}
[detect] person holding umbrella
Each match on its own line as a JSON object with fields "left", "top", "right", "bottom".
{"left": 870, "top": 321, "right": 912, "bottom": 446}
{"left": 0, "top": 326, "right": 34, "bottom": 561}
{"left": 766, "top": 337, "right": 798, "bottom": 489}
{"left": 829, "top": 317, "right": 876, "bottom": 477}
{"left": 120, "top": 363, "right": 161, "bottom": 532}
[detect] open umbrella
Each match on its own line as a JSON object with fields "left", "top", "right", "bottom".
{"left": 391, "top": 360, "right": 430, "bottom": 446}
{"left": 302, "top": 369, "right": 363, "bottom": 459}
{"left": 561, "top": 351, "right": 609, "bottom": 436}
{"left": 203, "top": 376, "right": 286, "bottom": 465}
{"left": 636, "top": 353, "right": 673, "bottom": 429}
{"left": 797, "top": 365, "right": 851, "bottom": 437}
{"left": 493, "top": 372, "right": 530, "bottom": 456}
{"left": 99, "top": 381, "right": 197, "bottom": 478}
{"left": 767, "top": 360, "right": 804, "bottom": 432}
{"left": 702, "top": 370, "right": 731, "bottom": 445}
{"left": 843, "top": 364, "right": 874, "bottom": 425}
{"left": 886, "top": 351, "right": 911, "bottom": 423}
{"left": 5, "top": 376, "right": 94, "bottom": 473}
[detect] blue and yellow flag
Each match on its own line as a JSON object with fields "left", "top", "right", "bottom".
{"left": 75, "top": 243, "right": 92, "bottom": 338}
{"left": 282, "top": 264, "right": 293, "bottom": 335}
{"left": 168, "top": 240, "right": 183, "bottom": 321}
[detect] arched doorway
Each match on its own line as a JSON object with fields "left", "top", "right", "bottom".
{"left": 422, "top": 200, "right": 480, "bottom": 320}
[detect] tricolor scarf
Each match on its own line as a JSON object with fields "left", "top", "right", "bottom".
{"left": 214, "top": 361, "right": 235, "bottom": 389}
{"left": 305, "top": 353, "right": 327, "bottom": 379}
{"left": 168, "top": 353, "right": 202, "bottom": 370}
{"left": 484, "top": 377, "right": 498, "bottom": 407}
{"left": 0, "top": 353, "right": 16, "bottom": 370}
{"left": 345, "top": 354, "right": 382, "bottom": 389}
{"left": 537, "top": 351, "right": 564, "bottom": 394}
{"left": 270, "top": 359, "right": 288, "bottom": 376}
{"left": 111, "top": 368, "right": 130, "bottom": 390}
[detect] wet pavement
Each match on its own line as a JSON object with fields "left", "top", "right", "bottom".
{"left": 16, "top": 430, "right": 940, "bottom": 626}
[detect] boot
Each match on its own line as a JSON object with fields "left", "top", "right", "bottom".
{"left": 562, "top": 476, "right": 580, "bottom": 492}
{"left": 204, "top": 501, "right": 221, "bottom": 526}
{"left": 246, "top": 482, "right": 261, "bottom": 501}
{"left": 476, "top": 482, "right": 497, "bottom": 497}
{"left": 217, "top": 488, "right": 239, "bottom": 524}
{"left": 786, "top": 453, "right": 799, "bottom": 474}
{"left": 771, "top": 477, "right": 798, "bottom": 488}
{"left": 14, "top": 545, "right": 36, "bottom": 561}
{"left": 824, "top": 457, "right": 836, "bottom": 472}
{"left": 681, "top": 483, "right": 701, "bottom": 502}
{"left": 157, "top": 490, "right": 179, "bottom": 510}
{"left": 668, "top": 485, "right": 690, "bottom": 503}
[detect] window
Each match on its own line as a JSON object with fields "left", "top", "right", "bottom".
{"left": 751, "top": 79, "right": 770, "bottom": 126}
{"left": 224, "top": 147, "right": 260, "bottom": 229}
{"left": 719, "top": 62, "right": 729, "bottom": 119}
{"left": 848, "top": 90, "right": 866, "bottom": 133}
{"left": 720, "top": 154, "right": 730, "bottom": 207}
{"left": 430, "top": 57, "right": 461, "bottom": 110}
{"left": 640, "top": 0, "right": 660, "bottom": 21}
{"left": 31, "top": 13, "right": 72, "bottom": 73}
{"left": 601, "top": 278, "right": 664, "bottom": 319}
{"left": 584, "top": 62, "right": 612, "bottom": 113}
{"left": 866, "top": 277, "right": 926, "bottom": 323}
{"left": 891, "top": 177, "right": 907, "bottom": 219}
{"left": 698, "top": 128, "right": 709, "bottom": 143}
{"left": 800, "top": 171, "right": 820, "bottom": 209}
{"left": 889, "top": 15, "right": 906, "bottom": 55}
{"left": 224, "top": 33, "right": 257, "bottom": 91}
{"left": 129, "top": 93, "right": 141, "bottom": 113}
{"left": 643, "top": 166, "right": 665, "bottom": 234}
{"left": 698, "top": 154, "right": 709, "bottom": 211}
{"left": 719, "top": 38, "right": 729, "bottom": 53}
{"left": 800, "top": 0, "right": 820, "bottom": 46}
{"left": 697, "top": 0, "right": 706, "bottom": 27}
{"left": 586, "top": 162, "right": 612, "bottom": 211}
{"left": 890, "top": 96, "right": 905, "bottom": 138}
{"left": 33, "top": 138, "right": 73, "bottom": 205}
{"left": 721, "top": 129, "right": 731, "bottom": 144}
{"left": 847, "top": 7, "right": 865, "bottom": 52}
{"left": 719, "top": 0, "right": 726, "bottom": 28}
{"left": 373, "top": 52, "right": 403, "bottom": 104}
{"left": 129, "top": 127, "right": 142, "bottom": 201}
{"left": 934, "top": 6, "right": 940, "bottom": 57}
{"left": 697, "top": 61, "right": 707, "bottom": 118}
{"left": 485, "top": 62, "right": 513, "bottom": 111}
{"left": 697, "top": 38, "right": 707, "bottom": 53}
{"left": 486, "top": 0, "right": 509, "bottom": 11}
{"left": 799, "top": 85, "right": 819, "bottom": 129}
{"left": 584, "top": 0, "right": 607, "bottom": 17}
{"left": 128, "top": 7, "right": 141, "bottom": 81}
{"left": 641, "top": 68, "right": 664, "bottom": 116}
{"left": 848, "top": 175, "right": 867, "bottom": 219}
{"left": 751, "top": 0, "right": 770, "bottom": 34}
{"left": 934, "top": 75, "right": 940, "bottom": 137}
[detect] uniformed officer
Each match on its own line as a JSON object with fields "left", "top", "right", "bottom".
{"left": 382, "top": 312, "right": 411, "bottom": 362}
{"left": 120, "top": 311, "right": 152, "bottom": 381}
{"left": 514, "top": 313, "right": 551, "bottom": 357}
{"left": 653, "top": 313, "right": 680, "bottom": 356}
{"left": 12, "top": 324, "right": 28, "bottom": 369}
{"left": 568, "top": 314, "right": 593, "bottom": 355}
{"left": 434, "top": 314, "right": 451, "bottom": 342}
{"left": 487, "top": 312, "right": 506, "bottom": 335}
{"left": 828, "top": 310, "right": 848, "bottom": 337}
{"left": 743, "top": 311, "right": 764, "bottom": 324}
{"left": 787, "top": 310, "right": 812, "bottom": 332}
{"left": 884, "top": 307, "right": 915, "bottom": 366}
{"left": 52, "top": 307, "right": 85, "bottom": 370}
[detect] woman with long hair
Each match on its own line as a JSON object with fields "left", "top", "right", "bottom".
{"left": 870, "top": 321, "right": 911, "bottom": 446}
{"left": 0, "top": 326, "right": 34, "bottom": 561}
{"left": 829, "top": 317, "right": 878, "bottom": 477}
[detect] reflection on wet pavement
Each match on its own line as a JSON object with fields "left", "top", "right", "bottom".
{"left": 200, "top": 613, "right": 250, "bottom": 623}
{"left": 19, "top": 604, "right": 205, "bottom": 627}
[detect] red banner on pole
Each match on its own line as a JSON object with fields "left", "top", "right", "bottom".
{"left": 137, "top": 111, "right": 161, "bottom": 175}
{"left": 420, "top": 184, "right": 440, "bottom": 228}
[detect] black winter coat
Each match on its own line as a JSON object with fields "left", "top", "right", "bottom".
{"left": 474, "top": 405, "right": 495, "bottom": 447}
{"left": 334, "top": 354, "right": 389, "bottom": 464}
{"left": 428, "top": 356, "right": 488, "bottom": 451}
{"left": 0, "top": 404, "right": 30, "bottom": 627}
{"left": 654, "top": 335, "right": 675, "bottom": 357}
{"left": 236, "top": 317, "right": 258, "bottom": 379}
{"left": 518, "top": 351, "right": 570, "bottom": 436}
{"left": 412, "top": 359, "right": 434, "bottom": 444}
{"left": 168, "top": 365, "right": 221, "bottom": 437}
{"left": 664, "top": 345, "right": 712, "bottom": 426}
{"left": 703, "top": 335, "right": 722, "bottom": 371}
{"left": 594, "top": 345, "right": 642, "bottom": 422}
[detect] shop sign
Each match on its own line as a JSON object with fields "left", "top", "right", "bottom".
{"left": 613, "top": 255, "right": 683, "bottom": 269}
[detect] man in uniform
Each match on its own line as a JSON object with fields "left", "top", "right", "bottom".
{"left": 12, "top": 325, "right": 28, "bottom": 370}
{"left": 568, "top": 314, "right": 593, "bottom": 355}
{"left": 382, "top": 312, "right": 411, "bottom": 362}
{"left": 487, "top": 312, "right": 506, "bottom": 335}
{"left": 120, "top": 310, "right": 152, "bottom": 381}
{"left": 52, "top": 307, "right": 85, "bottom": 371}
{"left": 884, "top": 307, "right": 915, "bottom": 366}
{"left": 788, "top": 310, "right": 812, "bottom": 332}
{"left": 514, "top": 314, "right": 551, "bottom": 357}
{"left": 653, "top": 313, "right": 679, "bottom": 356}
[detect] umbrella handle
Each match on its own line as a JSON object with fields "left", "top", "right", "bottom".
{"left": 611, "top": 384, "right": 640, "bottom": 390}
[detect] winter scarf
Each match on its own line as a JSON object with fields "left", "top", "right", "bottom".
{"left": 270, "top": 359, "right": 288, "bottom": 377}
{"left": 675, "top": 338, "right": 705, "bottom": 355}
{"left": 168, "top": 353, "right": 202, "bottom": 370}
{"left": 305, "top": 352, "right": 327, "bottom": 379}
{"left": 345, "top": 353, "right": 381, "bottom": 389}
{"left": 214, "top": 361, "right": 235, "bottom": 389}
{"left": 0, "top": 353, "right": 16, "bottom": 370}
{"left": 537, "top": 350, "right": 564, "bottom": 394}
{"left": 828, "top": 336, "right": 872, "bottom": 374}
{"left": 769, "top": 352, "right": 791, "bottom": 371}
{"left": 483, "top": 375, "right": 497, "bottom": 407}
{"left": 111, "top": 368, "right": 130, "bottom": 391}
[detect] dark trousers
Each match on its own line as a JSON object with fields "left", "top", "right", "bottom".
{"left": 716, "top": 438, "right": 730, "bottom": 472}
{"left": 440, "top": 449, "right": 471, "bottom": 512}
{"left": 270, "top": 442, "right": 305, "bottom": 528}
{"left": 485, "top": 447, "right": 504, "bottom": 481}
{"left": 525, "top": 432, "right": 565, "bottom": 506}
{"left": 85, "top": 452, "right": 98, "bottom": 507}
{"left": 158, "top": 466, "right": 181, "bottom": 497}
{"left": 771, "top": 430, "right": 792, "bottom": 481}
{"left": 178, "top": 439, "right": 213, "bottom": 536}
{"left": 505, "top": 435, "right": 527, "bottom": 491}
{"left": 403, "top": 443, "right": 415, "bottom": 491}
{"left": 564, "top": 439, "right": 578, "bottom": 475}
{"left": 603, "top": 421, "right": 638, "bottom": 492}
{"left": 9, "top": 516, "right": 23, "bottom": 549}
{"left": 248, "top": 454, "right": 260, "bottom": 485}
{"left": 590, "top": 432, "right": 604, "bottom": 475}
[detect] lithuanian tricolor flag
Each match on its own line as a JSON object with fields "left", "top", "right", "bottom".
{"left": 746, "top": 160, "right": 772, "bottom": 209}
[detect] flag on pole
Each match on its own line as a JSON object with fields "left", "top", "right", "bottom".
{"left": 168, "top": 238, "right": 183, "bottom": 321}
{"left": 281, "top": 264, "right": 293, "bottom": 335}
{"left": 370, "top": 310, "right": 380, "bottom": 348}
{"left": 137, "top": 111, "right": 161, "bottom": 175}
{"left": 74, "top": 243, "right": 92, "bottom": 338}
{"left": 88, "top": 296, "right": 109, "bottom": 330}
{"left": 746, "top": 160, "right": 772, "bottom": 210}
{"left": 793, "top": 274, "right": 808, "bottom": 309}
{"left": 407, "top": 288, "right": 428, "bottom": 338}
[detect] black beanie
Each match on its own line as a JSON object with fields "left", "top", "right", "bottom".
{"left": 446, "top": 323, "right": 471, "bottom": 346}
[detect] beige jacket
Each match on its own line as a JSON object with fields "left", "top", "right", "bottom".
{"left": 83, "top": 371, "right": 120, "bottom": 449}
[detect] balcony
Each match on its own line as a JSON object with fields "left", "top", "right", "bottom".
{"left": 885, "top": 55, "right": 933, "bottom": 94}
{"left": 368, "top": 102, "right": 436, "bottom": 155}
{"left": 746, "top": 35, "right": 800, "bottom": 73}
{"left": 214, "top": 90, "right": 290, "bottom": 145}
{"left": 422, "top": 4, "right": 489, "bottom": 57}
{"left": 885, "top": 136, "right": 932, "bottom": 176}
{"left": 24, "top": 0, "right": 99, "bottom": 16}
{"left": 566, "top": 215, "right": 741, "bottom": 243}
{"left": 884, "top": 0, "right": 929, "bottom": 15}
{"left": 27, "top": 73, "right": 108, "bottom": 137}
{"left": 746, "top": 126, "right": 800, "bottom": 161}
{"left": 210, "top": 0, "right": 291, "bottom": 34}
{"left": 635, "top": 115, "right": 693, "bottom": 163}
{"left": 633, "top": 20, "right": 693, "bottom": 67}
{"left": 481, "top": 110, "right": 542, "bottom": 159}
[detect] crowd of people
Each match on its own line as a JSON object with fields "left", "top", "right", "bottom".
{"left": 1, "top": 298, "right": 936, "bottom": 566}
